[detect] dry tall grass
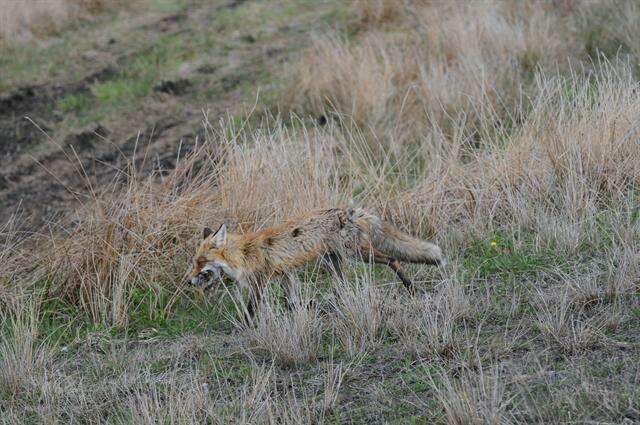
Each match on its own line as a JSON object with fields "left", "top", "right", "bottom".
{"left": 289, "top": 1, "right": 577, "bottom": 145}
{"left": 0, "top": 301, "right": 52, "bottom": 403}
{"left": 389, "top": 276, "right": 471, "bottom": 359}
{"left": 429, "top": 366, "right": 512, "bottom": 425}
{"left": 2, "top": 0, "right": 640, "bottom": 422}
{"left": 331, "top": 270, "right": 385, "bottom": 357}
{"left": 240, "top": 284, "right": 323, "bottom": 367}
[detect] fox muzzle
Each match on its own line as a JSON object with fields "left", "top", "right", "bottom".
{"left": 189, "top": 264, "right": 223, "bottom": 289}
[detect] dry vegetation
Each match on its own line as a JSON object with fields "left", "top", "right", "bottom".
{"left": 1, "top": 0, "right": 640, "bottom": 423}
{"left": 0, "top": 0, "right": 125, "bottom": 42}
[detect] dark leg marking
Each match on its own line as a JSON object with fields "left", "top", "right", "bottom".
{"left": 279, "top": 274, "right": 295, "bottom": 310}
{"left": 360, "top": 246, "right": 415, "bottom": 295}
{"left": 244, "top": 277, "right": 265, "bottom": 322}
{"left": 322, "top": 252, "right": 344, "bottom": 283}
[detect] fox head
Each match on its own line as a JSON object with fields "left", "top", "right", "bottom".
{"left": 187, "top": 224, "right": 238, "bottom": 288}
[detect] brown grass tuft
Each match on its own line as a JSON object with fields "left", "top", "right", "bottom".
{"left": 239, "top": 283, "right": 323, "bottom": 368}
{"left": 0, "top": 301, "right": 52, "bottom": 402}
{"left": 535, "top": 289, "right": 605, "bottom": 353}
{"left": 389, "top": 276, "right": 471, "bottom": 358}
{"left": 331, "top": 270, "right": 385, "bottom": 357}
{"left": 429, "top": 366, "right": 512, "bottom": 425}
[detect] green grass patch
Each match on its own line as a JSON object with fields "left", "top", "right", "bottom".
{"left": 92, "top": 79, "right": 143, "bottom": 106}
{"left": 125, "top": 286, "right": 236, "bottom": 338}
{"left": 148, "top": 0, "right": 189, "bottom": 14}
{"left": 463, "top": 230, "right": 566, "bottom": 282}
{"left": 0, "top": 33, "right": 80, "bottom": 92}
{"left": 32, "top": 285, "right": 235, "bottom": 350}
{"left": 49, "top": 31, "right": 192, "bottom": 130}
{"left": 56, "top": 93, "right": 91, "bottom": 114}
{"left": 90, "top": 34, "right": 186, "bottom": 109}
{"left": 199, "top": 352, "right": 253, "bottom": 384}
{"left": 39, "top": 298, "right": 83, "bottom": 346}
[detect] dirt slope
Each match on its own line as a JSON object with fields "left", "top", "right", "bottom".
{"left": 0, "top": 0, "right": 336, "bottom": 229}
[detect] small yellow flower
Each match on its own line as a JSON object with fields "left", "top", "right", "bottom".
{"left": 490, "top": 240, "right": 497, "bottom": 247}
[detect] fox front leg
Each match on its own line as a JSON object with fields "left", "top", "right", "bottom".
{"left": 245, "top": 275, "right": 266, "bottom": 321}
{"left": 321, "top": 252, "right": 345, "bottom": 283}
{"left": 233, "top": 277, "right": 260, "bottom": 324}
{"left": 279, "top": 273, "right": 297, "bottom": 310}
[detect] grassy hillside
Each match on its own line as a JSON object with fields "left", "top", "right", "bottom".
{"left": 1, "top": 0, "right": 640, "bottom": 423}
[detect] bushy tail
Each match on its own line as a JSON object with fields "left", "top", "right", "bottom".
{"left": 351, "top": 208, "right": 444, "bottom": 265}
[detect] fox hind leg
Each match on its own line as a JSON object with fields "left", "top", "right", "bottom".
{"left": 386, "top": 258, "right": 415, "bottom": 295}
{"left": 361, "top": 246, "right": 415, "bottom": 295}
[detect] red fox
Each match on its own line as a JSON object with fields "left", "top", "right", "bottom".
{"left": 187, "top": 207, "right": 444, "bottom": 315}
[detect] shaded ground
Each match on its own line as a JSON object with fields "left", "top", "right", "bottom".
{"left": 0, "top": 0, "right": 339, "bottom": 228}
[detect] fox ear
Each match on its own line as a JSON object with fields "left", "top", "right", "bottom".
{"left": 203, "top": 227, "right": 214, "bottom": 240}
{"left": 210, "top": 224, "right": 227, "bottom": 247}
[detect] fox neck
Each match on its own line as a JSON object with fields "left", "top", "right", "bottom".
{"left": 218, "top": 262, "right": 241, "bottom": 281}
{"left": 218, "top": 236, "right": 256, "bottom": 282}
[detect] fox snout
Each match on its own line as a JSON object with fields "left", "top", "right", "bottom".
{"left": 188, "top": 264, "right": 222, "bottom": 289}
